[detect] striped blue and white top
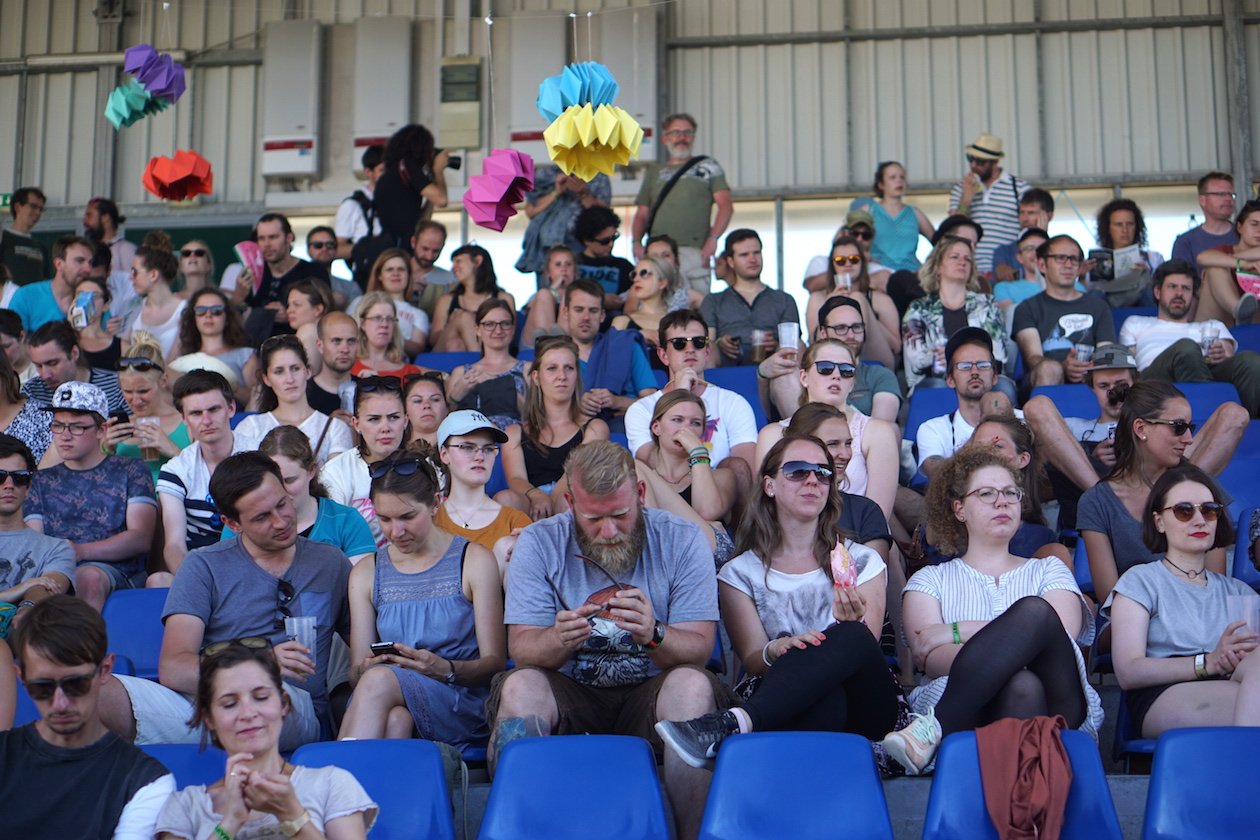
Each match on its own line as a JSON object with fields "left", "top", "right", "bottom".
{"left": 948, "top": 171, "right": 1030, "bottom": 273}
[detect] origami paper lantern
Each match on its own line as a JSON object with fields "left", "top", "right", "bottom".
{"left": 463, "top": 149, "right": 535, "bottom": 232}
{"left": 124, "top": 43, "right": 187, "bottom": 104}
{"left": 142, "top": 150, "right": 214, "bottom": 201}
{"left": 536, "top": 61, "right": 619, "bottom": 123}
{"left": 104, "top": 79, "right": 170, "bottom": 129}
{"left": 543, "top": 103, "right": 644, "bottom": 181}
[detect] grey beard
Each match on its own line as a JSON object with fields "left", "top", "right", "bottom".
{"left": 574, "top": 506, "right": 648, "bottom": 577}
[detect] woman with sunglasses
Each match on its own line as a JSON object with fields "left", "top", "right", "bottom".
{"left": 902, "top": 235, "right": 1008, "bottom": 394}
{"left": 1079, "top": 381, "right": 1228, "bottom": 607}
{"left": 502, "top": 337, "right": 608, "bottom": 519}
{"left": 174, "top": 239, "right": 215, "bottom": 300}
{"left": 854, "top": 161, "right": 935, "bottom": 273}
{"left": 756, "top": 339, "right": 899, "bottom": 525}
{"left": 1196, "top": 199, "right": 1260, "bottom": 325}
{"left": 338, "top": 454, "right": 505, "bottom": 749}
{"left": 611, "top": 256, "right": 689, "bottom": 370}
{"left": 350, "top": 292, "right": 424, "bottom": 381}
{"left": 655, "top": 434, "right": 905, "bottom": 772}
{"left": 404, "top": 371, "right": 450, "bottom": 450}
{"left": 156, "top": 643, "right": 378, "bottom": 840}
{"left": 445, "top": 299, "right": 526, "bottom": 430}
{"left": 875, "top": 447, "right": 1102, "bottom": 775}
{"left": 235, "top": 335, "right": 354, "bottom": 465}
{"left": 366, "top": 248, "right": 430, "bottom": 357}
{"left": 435, "top": 410, "right": 530, "bottom": 562}
{"left": 284, "top": 278, "right": 334, "bottom": 379}
{"left": 70, "top": 276, "right": 121, "bottom": 370}
{"left": 172, "top": 287, "right": 259, "bottom": 407}
{"left": 104, "top": 334, "right": 189, "bottom": 483}
{"left": 430, "top": 244, "right": 516, "bottom": 352}
{"left": 124, "top": 232, "right": 187, "bottom": 360}
{"left": 322, "top": 376, "right": 411, "bottom": 547}
{"left": 1107, "top": 464, "right": 1260, "bottom": 736}
{"left": 805, "top": 237, "right": 900, "bottom": 367}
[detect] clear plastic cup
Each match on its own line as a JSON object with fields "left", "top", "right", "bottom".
{"left": 777, "top": 322, "right": 799, "bottom": 352}
{"left": 1201, "top": 327, "right": 1221, "bottom": 356}
{"left": 284, "top": 615, "right": 318, "bottom": 664}
{"left": 1227, "top": 594, "right": 1260, "bottom": 634}
{"left": 1073, "top": 343, "right": 1095, "bottom": 363}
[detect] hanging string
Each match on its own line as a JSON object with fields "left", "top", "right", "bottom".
{"left": 586, "top": 11, "right": 593, "bottom": 61}
{"left": 484, "top": 13, "right": 495, "bottom": 147}
{"left": 569, "top": 12, "right": 578, "bottom": 61}
{"left": 160, "top": 2, "right": 175, "bottom": 51}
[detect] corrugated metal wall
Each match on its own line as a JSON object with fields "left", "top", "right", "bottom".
{"left": 2, "top": 0, "right": 1259, "bottom": 213}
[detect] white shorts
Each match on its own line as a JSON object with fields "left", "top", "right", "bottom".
{"left": 116, "top": 674, "right": 320, "bottom": 751}
{"left": 678, "top": 245, "right": 712, "bottom": 294}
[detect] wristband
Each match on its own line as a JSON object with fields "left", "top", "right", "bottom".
{"left": 761, "top": 640, "right": 775, "bottom": 667}
{"left": 213, "top": 826, "right": 234, "bottom": 840}
{"left": 18, "top": 600, "right": 35, "bottom": 610}
{"left": 1195, "top": 652, "right": 1209, "bottom": 679}
{"left": 278, "top": 810, "right": 311, "bottom": 838}
{"left": 951, "top": 622, "right": 962, "bottom": 645}
{"left": 1237, "top": 259, "right": 1243, "bottom": 274}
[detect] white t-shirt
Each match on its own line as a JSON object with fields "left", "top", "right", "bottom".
{"left": 234, "top": 410, "right": 354, "bottom": 465}
{"left": 624, "top": 382, "right": 758, "bottom": 466}
{"left": 718, "top": 542, "right": 885, "bottom": 640}
{"left": 321, "top": 448, "right": 383, "bottom": 547}
{"left": 1063, "top": 416, "right": 1114, "bottom": 443}
{"left": 916, "top": 406, "right": 1025, "bottom": 467}
{"left": 333, "top": 187, "right": 382, "bottom": 243}
{"left": 1118, "top": 315, "right": 1234, "bottom": 370}
{"left": 127, "top": 299, "right": 188, "bottom": 358}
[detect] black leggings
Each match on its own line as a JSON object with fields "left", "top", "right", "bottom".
{"left": 935, "top": 596, "right": 1087, "bottom": 735}
{"left": 743, "top": 620, "right": 900, "bottom": 740}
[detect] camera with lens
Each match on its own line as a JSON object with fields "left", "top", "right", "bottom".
{"left": 436, "top": 148, "right": 462, "bottom": 171}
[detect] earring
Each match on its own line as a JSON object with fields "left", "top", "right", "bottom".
{"left": 1138, "top": 435, "right": 1147, "bottom": 441}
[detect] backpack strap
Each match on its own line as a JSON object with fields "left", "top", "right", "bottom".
{"left": 646, "top": 155, "right": 709, "bottom": 238}
{"left": 351, "top": 189, "right": 375, "bottom": 235}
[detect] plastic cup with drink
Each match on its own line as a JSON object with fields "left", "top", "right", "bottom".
{"left": 750, "top": 329, "right": 774, "bottom": 363}
{"left": 1201, "top": 326, "right": 1221, "bottom": 357}
{"left": 1226, "top": 594, "right": 1260, "bottom": 635}
{"left": 133, "top": 416, "right": 162, "bottom": 461}
{"left": 1073, "top": 343, "right": 1095, "bottom": 363}
{"left": 777, "top": 322, "right": 800, "bottom": 360}
{"left": 285, "top": 615, "right": 318, "bottom": 671}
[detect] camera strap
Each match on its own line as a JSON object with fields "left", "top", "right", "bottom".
{"left": 646, "top": 155, "right": 708, "bottom": 237}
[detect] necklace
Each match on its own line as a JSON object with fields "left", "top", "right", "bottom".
{"left": 1162, "top": 556, "right": 1205, "bottom": 579}
{"left": 443, "top": 500, "right": 476, "bottom": 529}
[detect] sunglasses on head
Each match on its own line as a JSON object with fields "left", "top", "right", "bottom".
{"left": 356, "top": 375, "right": 402, "bottom": 394}
{"left": 180, "top": 248, "right": 208, "bottom": 258}
{"left": 23, "top": 665, "right": 102, "bottom": 701}
{"left": 832, "top": 254, "right": 862, "bottom": 266}
{"left": 812, "top": 360, "right": 857, "bottom": 378}
{"left": 116, "top": 357, "right": 162, "bottom": 373}
{"left": 666, "top": 336, "right": 709, "bottom": 351}
{"left": 1159, "top": 501, "right": 1224, "bottom": 522}
{"left": 0, "top": 469, "right": 35, "bottom": 487}
{"left": 779, "top": 460, "right": 834, "bottom": 483}
{"left": 201, "top": 636, "right": 271, "bottom": 657}
{"left": 1144, "top": 418, "right": 1196, "bottom": 436}
{"left": 368, "top": 458, "right": 427, "bottom": 480}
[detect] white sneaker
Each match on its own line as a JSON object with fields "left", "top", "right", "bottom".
{"left": 1234, "top": 292, "right": 1258, "bottom": 324}
{"left": 880, "top": 710, "right": 942, "bottom": 776}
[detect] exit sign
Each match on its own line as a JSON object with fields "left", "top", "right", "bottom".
{"left": 0, "top": 194, "right": 10, "bottom": 209}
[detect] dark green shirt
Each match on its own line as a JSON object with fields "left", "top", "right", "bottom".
{"left": 0, "top": 229, "right": 50, "bottom": 285}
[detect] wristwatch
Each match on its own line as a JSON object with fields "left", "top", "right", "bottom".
{"left": 645, "top": 620, "right": 666, "bottom": 650}
{"left": 278, "top": 810, "right": 311, "bottom": 837}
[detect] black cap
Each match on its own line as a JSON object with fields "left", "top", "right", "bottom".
{"left": 944, "top": 326, "right": 994, "bottom": 367}
{"left": 817, "top": 295, "right": 863, "bottom": 328}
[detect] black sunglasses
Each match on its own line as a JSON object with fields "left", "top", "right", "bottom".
{"left": 592, "top": 233, "right": 620, "bottom": 245}
{"left": 308, "top": 241, "right": 336, "bottom": 250}
{"left": 202, "top": 636, "right": 271, "bottom": 657}
{"left": 848, "top": 228, "right": 873, "bottom": 241}
{"left": 273, "top": 580, "right": 295, "bottom": 632}
{"left": 116, "top": 357, "right": 163, "bottom": 373}
{"left": 812, "top": 360, "right": 857, "bottom": 378}
{"left": 23, "top": 665, "right": 102, "bottom": 701}
{"left": 0, "top": 469, "right": 35, "bottom": 487}
{"left": 1144, "top": 418, "right": 1196, "bottom": 437}
{"left": 180, "top": 248, "right": 208, "bottom": 258}
{"left": 1159, "top": 501, "right": 1225, "bottom": 522}
{"left": 780, "top": 460, "right": 834, "bottom": 483}
{"left": 368, "top": 458, "right": 426, "bottom": 480}
{"left": 193, "top": 305, "right": 226, "bottom": 316}
{"left": 356, "top": 375, "right": 402, "bottom": 394}
{"left": 666, "top": 336, "right": 709, "bottom": 351}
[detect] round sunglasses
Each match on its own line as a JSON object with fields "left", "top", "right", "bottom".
{"left": 1158, "top": 501, "right": 1224, "bottom": 522}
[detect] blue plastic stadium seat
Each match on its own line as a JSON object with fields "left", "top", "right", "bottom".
{"left": 1112, "top": 690, "right": 1156, "bottom": 771}
{"left": 705, "top": 366, "right": 767, "bottom": 428}
{"left": 103, "top": 588, "right": 170, "bottom": 680}
{"left": 229, "top": 410, "right": 255, "bottom": 429}
{"left": 922, "top": 729, "right": 1122, "bottom": 840}
{"left": 1231, "top": 323, "right": 1260, "bottom": 354}
{"left": 1030, "top": 384, "right": 1097, "bottom": 420}
{"left": 1218, "top": 460, "right": 1260, "bottom": 515}
{"left": 485, "top": 455, "right": 509, "bottom": 497}
{"left": 1072, "top": 539, "right": 1094, "bottom": 600}
{"left": 1176, "top": 381, "right": 1241, "bottom": 423}
{"left": 904, "top": 388, "right": 958, "bottom": 443}
{"left": 140, "top": 744, "right": 229, "bottom": 788}
{"left": 13, "top": 680, "right": 39, "bottom": 726}
{"left": 1142, "top": 727, "right": 1260, "bottom": 839}
{"left": 415, "top": 351, "right": 481, "bottom": 372}
{"left": 478, "top": 736, "right": 669, "bottom": 840}
{"left": 608, "top": 432, "right": 629, "bottom": 451}
{"left": 1232, "top": 507, "right": 1260, "bottom": 592}
{"left": 698, "top": 732, "right": 893, "bottom": 840}
{"left": 293, "top": 739, "right": 456, "bottom": 840}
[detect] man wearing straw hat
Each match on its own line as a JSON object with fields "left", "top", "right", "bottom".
{"left": 949, "top": 132, "right": 1030, "bottom": 276}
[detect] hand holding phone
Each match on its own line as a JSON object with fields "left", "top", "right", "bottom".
{"left": 370, "top": 641, "right": 400, "bottom": 658}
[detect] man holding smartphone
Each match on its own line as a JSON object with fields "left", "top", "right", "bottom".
{"left": 948, "top": 133, "right": 1030, "bottom": 276}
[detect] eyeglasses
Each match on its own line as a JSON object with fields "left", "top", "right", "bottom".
{"left": 308, "top": 241, "right": 336, "bottom": 250}
{"left": 50, "top": 421, "right": 99, "bottom": 436}
{"left": 664, "top": 128, "right": 695, "bottom": 138}
{"left": 355, "top": 375, "right": 402, "bottom": 394}
{"left": 180, "top": 248, "right": 208, "bottom": 258}
{"left": 368, "top": 458, "right": 427, "bottom": 479}
{"left": 1143, "top": 418, "right": 1196, "bottom": 436}
{"left": 478, "top": 319, "right": 514, "bottom": 333}
{"left": 965, "top": 486, "right": 1025, "bottom": 505}
{"left": 201, "top": 636, "right": 271, "bottom": 657}
{"left": 446, "top": 442, "right": 499, "bottom": 457}
{"left": 1017, "top": 244, "right": 1041, "bottom": 254}
{"left": 634, "top": 268, "right": 658, "bottom": 278}
{"left": 1046, "top": 253, "right": 1083, "bottom": 266}
{"left": 1203, "top": 191, "right": 1237, "bottom": 199}
{"left": 822, "top": 322, "right": 864, "bottom": 337}
{"left": 23, "top": 665, "right": 101, "bottom": 701}
{"left": 592, "top": 233, "right": 620, "bottom": 246}
{"left": 1159, "top": 501, "right": 1225, "bottom": 522}
{"left": 965, "top": 155, "right": 992, "bottom": 164}
{"left": 0, "top": 469, "right": 35, "bottom": 487}
{"left": 273, "top": 580, "right": 295, "bottom": 632}
{"left": 847, "top": 228, "right": 873, "bottom": 241}
{"left": 811, "top": 360, "right": 857, "bottom": 378}
{"left": 952, "top": 360, "right": 994, "bottom": 372}
{"left": 779, "top": 460, "right": 834, "bottom": 483}
{"left": 194, "top": 305, "right": 226, "bottom": 317}
{"left": 361, "top": 315, "right": 397, "bottom": 325}
{"left": 832, "top": 255, "right": 862, "bottom": 266}
{"left": 117, "top": 357, "right": 163, "bottom": 372}
{"left": 666, "top": 336, "right": 709, "bottom": 351}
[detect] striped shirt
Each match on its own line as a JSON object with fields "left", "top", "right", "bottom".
{"left": 22, "top": 367, "right": 127, "bottom": 414}
{"left": 158, "top": 438, "right": 244, "bottom": 550}
{"left": 948, "top": 171, "right": 1030, "bottom": 274}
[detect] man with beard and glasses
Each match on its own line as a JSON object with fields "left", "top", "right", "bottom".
{"left": 0, "top": 596, "right": 173, "bottom": 838}
{"left": 96, "top": 452, "right": 351, "bottom": 751}
{"left": 1120, "top": 259, "right": 1260, "bottom": 417}
{"left": 486, "top": 441, "right": 736, "bottom": 840}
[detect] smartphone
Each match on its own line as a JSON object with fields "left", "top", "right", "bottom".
{"left": 109, "top": 409, "right": 130, "bottom": 426}
{"left": 370, "top": 642, "right": 399, "bottom": 657}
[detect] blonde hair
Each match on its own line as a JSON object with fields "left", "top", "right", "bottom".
{"left": 917, "top": 235, "right": 982, "bottom": 295}
{"left": 565, "top": 440, "right": 637, "bottom": 496}
{"left": 122, "top": 332, "right": 165, "bottom": 371}
{"left": 353, "top": 291, "right": 404, "bottom": 364}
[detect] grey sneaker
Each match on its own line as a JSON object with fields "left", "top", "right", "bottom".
{"left": 655, "top": 710, "right": 739, "bottom": 769}
{"left": 880, "top": 710, "right": 942, "bottom": 776}
{"left": 1234, "top": 292, "right": 1258, "bottom": 324}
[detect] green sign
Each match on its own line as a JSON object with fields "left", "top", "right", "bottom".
{"left": 0, "top": 194, "right": 11, "bottom": 209}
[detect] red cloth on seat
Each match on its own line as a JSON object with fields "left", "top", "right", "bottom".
{"left": 975, "top": 715, "right": 1073, "bottom": 840}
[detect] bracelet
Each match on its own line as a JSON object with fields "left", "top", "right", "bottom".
{"left": 951, "top": 622, "right": 962, "bottom": 645}
{"left": 1194, "top": 652, "right": 1209, "bottom": 679}
{"left": 761, "top": 640, "right": 775, "bottom": 667}
{"left": 688, "top": 457, "right": 711, "bottom": 468}
{"left": 17, "top": 600, "right": 35, "bottom": 610}
{"left": 213, "top": 825, "right": 233, "bottom": 840}
{"left": 688, "top": 446, "right": 709, "bottom": 457}
{"left": 1237, "top": 259, "right": 1243, "bottom": 274}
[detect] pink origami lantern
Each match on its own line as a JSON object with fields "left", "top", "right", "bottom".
{"left": 464, "top": 149, "right": 535, "bottom": 232}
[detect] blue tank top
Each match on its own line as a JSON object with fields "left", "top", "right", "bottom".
{"left": 870, "top": 201, "right": 922, "bottom": 272}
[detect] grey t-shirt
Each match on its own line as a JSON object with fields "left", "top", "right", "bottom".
{"left": 1012, "top": 292, "right": 1116, "bottom": 361}
{"left": 1103, "top": 561, "right": 1256, "bottom": 658}
{"left": 1077, "top": 482, "right": 1153, "bottom": 577}
{"left": 505, "top": 508, "right": 717, "bottom": 688}
{"left": 0, "top": 529, "right": 75, "bottom": 595}
{"left": 164, "top": 537, "right": 351, "bottom": 723}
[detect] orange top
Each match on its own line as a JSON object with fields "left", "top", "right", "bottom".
{"left": 434, "top": 504, "right": 532, "bottom": 553}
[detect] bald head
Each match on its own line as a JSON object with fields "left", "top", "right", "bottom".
{"left": 316, "top": 311, "right": 360, "bottom": 374}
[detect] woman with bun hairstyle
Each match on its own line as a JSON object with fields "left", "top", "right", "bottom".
{"left": 124, "top": 231, "right": 187, "bottom": 359}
